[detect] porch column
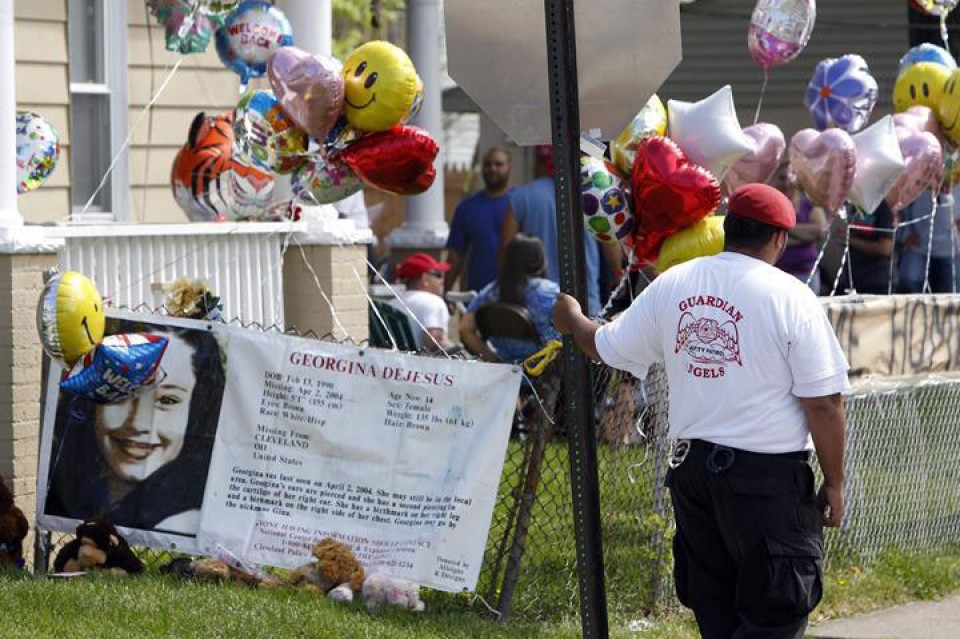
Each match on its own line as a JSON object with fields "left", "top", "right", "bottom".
{"left": 387, "top": 0, "right": 448, "bottom": 249}
{"left": 0, "top": 0, "right": 22, "bottom": 236}
{"left": 274, "top": 0, "right": 333, "bottom": 208}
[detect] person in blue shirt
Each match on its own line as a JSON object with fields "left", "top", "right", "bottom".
{"left": 445, "top": 148, "right": 512, "bottom": 293}
{"left": 459, "top": 234, "right": 561, "bottom": 363}
{"left": 499, "top": 145, "right": 622, "bottom": 317}
{"left": 896, "top": 188, "right": 957, "bottom": 293}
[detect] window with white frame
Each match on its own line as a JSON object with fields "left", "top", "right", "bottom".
{"left": 68, "top": 0, "right": 127, "bottom": 221}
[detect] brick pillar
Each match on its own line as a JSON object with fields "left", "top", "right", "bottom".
{"left": 0, "top": 251, "right": 58, "bottom": 531}
{"left": 283, "top": 243, "right": 369, "bottom": 342}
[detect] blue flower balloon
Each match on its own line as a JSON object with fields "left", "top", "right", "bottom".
{"left": 898, "top": 43, "right": 957, "bottom": 76}
{"left": 60, "top": 334, "right": 169, "bottom": 404}
{"left": 215, "top": 0, "right": 293, "bottom": 89}
{"left": 804, "top": 54, "right": 879, "bottom": 133}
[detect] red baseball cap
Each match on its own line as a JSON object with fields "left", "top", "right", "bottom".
{"left": 727, "top": 183, "right": 796, "bottom": 230}
{"left": 394, "top": 253, "right": 451, "bottom": 281}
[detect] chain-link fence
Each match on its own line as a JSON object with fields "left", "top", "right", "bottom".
{"left": 31, "top": 306, "right": 960, "bottom": 626}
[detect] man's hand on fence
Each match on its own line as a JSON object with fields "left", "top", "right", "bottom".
{"left": 819, "top": 482, "right": 844, "bottom": 527}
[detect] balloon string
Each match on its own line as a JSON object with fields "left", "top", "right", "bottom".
{"left": 942, "top": 13, "right": 950, "bottom": 48}
{"left": 753, "top": 68, "right": 769, "bottom": 126}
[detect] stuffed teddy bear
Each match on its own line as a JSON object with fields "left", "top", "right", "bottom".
{"left": 53, "top": 517, "right": 144, "bottom": 576}
{"left": 361, "top": 573, "right": 425, "bottom": 612}
{"left": 287, "top": 537, "right": 365, "bottom": 601}
{"left": 0, "top": 473, "right": 28, "bottom": 569}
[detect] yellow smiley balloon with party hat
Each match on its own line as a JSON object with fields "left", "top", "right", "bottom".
{"left": 893, "top": 62, "right": 951, "bottom": 113}
{"left": 939, "top": 70, "right": 960, "bottom": 146}
{"left": 342, "top": 41, "right": 420, "bottom": 132}
{"left": 36, "top": 271, "right": 105, "bottom": 366}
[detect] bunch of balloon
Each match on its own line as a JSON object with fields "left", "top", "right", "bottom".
{"left": 270, "top": 40, "right": 438, "bottom": 207}
{"left": 794, "top": 54, "right": 903, "bottom": 219}
{"left": 622, "top": 136, "right": 722, "bottom": 271}
{"left": 880, "top": 43, "right": 952, "bottom": 214}
{"left": 36, "top": 272, "right": 169, "bottom": 404}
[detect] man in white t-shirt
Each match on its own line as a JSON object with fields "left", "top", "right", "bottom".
{"left": 392, "top": 253, "right": 453, "bottom": 353}
{"left": 554, "top": 183, "right": 849, "bottom": 639}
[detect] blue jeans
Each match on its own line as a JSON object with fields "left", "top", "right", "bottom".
{"left": 897, "top": 251, "right": 955, "bottom": 293}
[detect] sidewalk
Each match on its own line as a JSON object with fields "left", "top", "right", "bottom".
{"left": 807, "top": 593, "right": 960, "bottom": 639}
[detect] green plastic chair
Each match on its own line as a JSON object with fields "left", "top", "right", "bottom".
{"left": 368, "top": 300, "right": 423, "bottom": 352}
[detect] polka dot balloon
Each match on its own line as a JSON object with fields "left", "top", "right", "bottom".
{"left": 580, "top": 156, "right": 633, "bottom": 243}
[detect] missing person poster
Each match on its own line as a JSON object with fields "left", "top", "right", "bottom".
{"left": 197, "top": 326, "right": 521, "bottom": 592}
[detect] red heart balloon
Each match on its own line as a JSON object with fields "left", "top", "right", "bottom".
{"left": 340, "top": 125, "right": 438, "bottom": 195}
{"left": 623, "top": 228, "right": 670, "bottom": 265}
{"left": 631, "top": 136, "right": 721, "bottom": 234}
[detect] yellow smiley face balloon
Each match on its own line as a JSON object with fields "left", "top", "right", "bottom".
{"left": 939, "top": 70, "right": 960, "bottom": 145}
{"left": 893, "top": 62, "right": 951, "bottom": 113}
{"left": 36, "top": 271, "right": 105, "bottom": 366}
{"left": 342, "top": 41, "right": 419, "bottom": 132}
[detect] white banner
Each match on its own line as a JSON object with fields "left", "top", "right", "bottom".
{"left": 197, "top": 326, "right": 521, "bottom": 592}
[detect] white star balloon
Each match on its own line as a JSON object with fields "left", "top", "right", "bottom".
{"left": 849, "top": 115, "right": 905, "bottom": 214}
{"left": 668, "top": 85, "right": 753, "bottom": 181}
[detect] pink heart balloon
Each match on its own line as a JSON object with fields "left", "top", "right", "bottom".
{"left": 724, "top": 123, "right": 785, "bottom": 193}
{"left": 789, "top": 128, "right": 857, "bottom": 214}
{"left": 893, "top": 105, "right": 942, "bottom": 139}
{"left": 268, "top": 46, "right": 344, "bottom": 140}
{"left": 885, "top": 130, "right": 943, "bottom": 214}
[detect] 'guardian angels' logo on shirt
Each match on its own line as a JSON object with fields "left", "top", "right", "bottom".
{"left": 674, "top": 295, "right": 744, "bottom": 378}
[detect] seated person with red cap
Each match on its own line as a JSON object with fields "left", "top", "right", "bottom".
{"left": 391, "top": 253, "right": 454, "bottom": 353}
{"left": 554, "top": 183, "right": 849, "bottom": 639}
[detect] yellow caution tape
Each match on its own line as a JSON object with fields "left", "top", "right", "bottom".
{"left": 523, "top": 340, "right": 563, "bottom": 377}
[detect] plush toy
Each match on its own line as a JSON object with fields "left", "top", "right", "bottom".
{"left": 0, "top": 473, "right": 28, "bottom": 569}
{"left": 287, "top": 537, "right": 365, "bottom": 601}
{"left": 53, "top": 518, "right": 144, "bottom": 576}
{"left": 160, "top": 556, "right": 281, "bottom": 588}
{"left": 361, "top": 573, "right": 425, "bottom": 612}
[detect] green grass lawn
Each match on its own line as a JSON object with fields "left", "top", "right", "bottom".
{"left": 2, "top": 546, "right": 959, "bottom": 639}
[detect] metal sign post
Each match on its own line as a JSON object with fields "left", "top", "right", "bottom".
{"left": 445, "top": 3, "right": 680, "bottom": 635}
{"left": 543, "top": 1, "right": 609, "bottom": 638}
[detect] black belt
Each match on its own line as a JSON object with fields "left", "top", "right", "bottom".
{"left": 677, "top": 439, "right": 811, "bottom": 473}
{"left": 689, "top": 439, "right": 811, "bottom": 462}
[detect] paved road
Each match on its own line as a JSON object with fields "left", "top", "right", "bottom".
{"left": 808, "top": 593, "right": 960, "bottom": 639}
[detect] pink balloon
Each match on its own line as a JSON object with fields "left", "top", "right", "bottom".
{"left": 886, "top": 130, "right": 943, "bottom": 214}
{"left": 748, "top": 0, "right": 817, "bottom": 70}
{"left": 893, "top": 105, "right": 942, "bottom": 139}
{"left": 789, "top": 128, "right": 857, "bottom": 214}
{"left": 268, "top": 46, "right": 344, "bottom": 140}
{"left": 724, "top": 123, "right": 786, "bottom": 193}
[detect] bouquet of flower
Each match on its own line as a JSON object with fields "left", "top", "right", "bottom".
{"left": 163, "top": 277, "right": 222, "bottom": 321}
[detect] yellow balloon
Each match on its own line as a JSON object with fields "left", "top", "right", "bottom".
{"left": 939, "top": 70, "right": 960, "bottom": 146}
{"left": 36, "top": 271, "right": 105, "bottom": 366}
{"left": 893, "top": 62, "right": 951, "bottom": 113}
{"left": 611, "top": 95, "right": 668, "bottom": 174}
{"left": 654, "top": 216, "right": 725, "bottom": 273}
{"left": 342, "top": 41, "right": 419, "bottom": 132}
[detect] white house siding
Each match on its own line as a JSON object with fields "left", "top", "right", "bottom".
{"left": 15, "top": 0, "right": 71, "bottom": 222}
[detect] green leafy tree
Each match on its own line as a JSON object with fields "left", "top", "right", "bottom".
{"left": 332, "top": 0, "right": 406, "bottom": 60}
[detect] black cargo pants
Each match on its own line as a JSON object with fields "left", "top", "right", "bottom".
{"left": 666, "top": 439, "right": 824, "bottom": 639}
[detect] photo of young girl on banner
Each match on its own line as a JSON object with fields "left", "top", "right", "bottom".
{"left": 38, "top": 314, "right": 227, "bottom": 549}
